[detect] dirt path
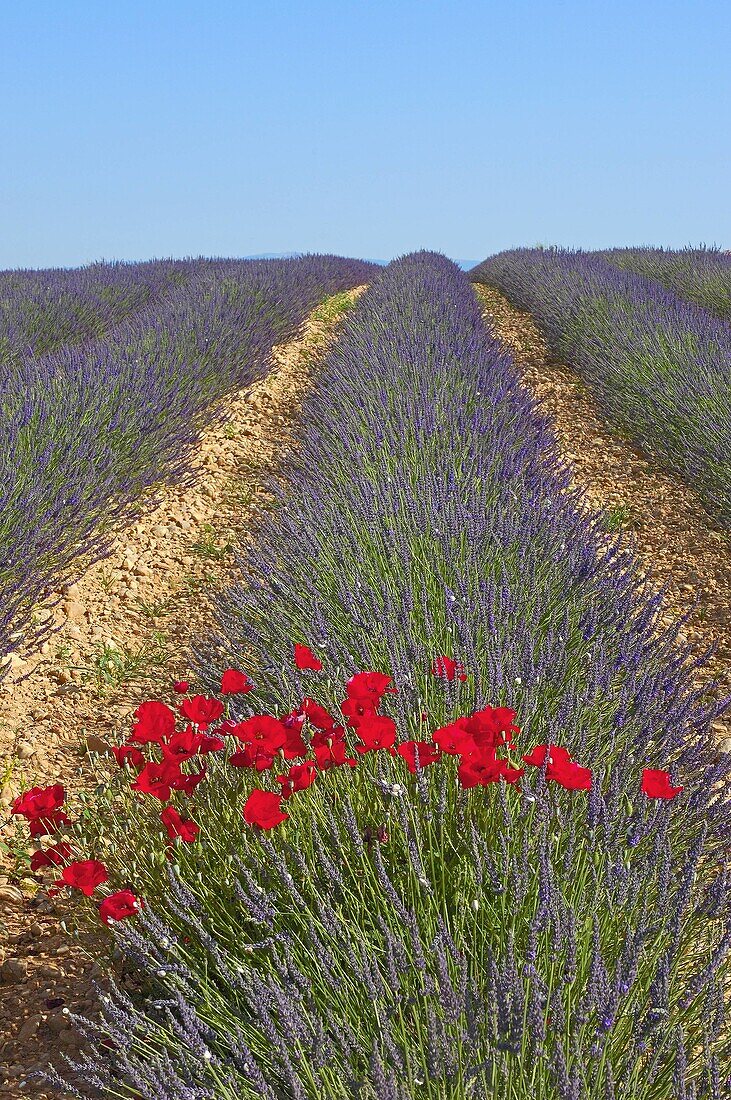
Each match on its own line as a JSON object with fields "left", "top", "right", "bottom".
{"left": 474, "top": 284, "right": 731, "bottom": 742}
{"left": 0, "top": 287, "right": 366, "bottom": 1097}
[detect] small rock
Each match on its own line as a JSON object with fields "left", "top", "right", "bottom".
{"left": 0, "top": 785, "right": 15, "bottom": 808}
{"left": 29, "top": 897, "right": 57, "bottom": 915}
{"left": 0, "top": 884, "right": 24, "bottom": 904}
{"left": 47, "top": 1012, "right": 71, "bottom": 1033}
{"left": 5, "top": 1064, "right": 29, "bottom": 1079}
{"left": 17, "top": 741, "right": 35, "bottom": 760}
{"left": 1, "top": 957, "right": 28, "bottom": 982}
{"left": 1, "top": 652, "right": 25, "bottom": 672}
{"left": 39, "top": 964, "right": 63, "bottom": 980}
{"left": 133, "top": 564, "right": 150, "bottom": 577}
{"left": 85, "top": 734, "right": 114, "bottom": 758}
{"left": 17, "top": 1014, "right": 43, "bottom": 1041}
{"left": 63, "top": 600, "right": 86, "bottom": 624}
{"left": 29, "top": 922, "right": 44, "bottom": 938}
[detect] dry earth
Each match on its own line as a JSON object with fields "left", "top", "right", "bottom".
{"left": 0, "top": 287, "right": 365, "bottom": 1098}
{"left": 474, "top": 283, "right": 731, "bottom": 746}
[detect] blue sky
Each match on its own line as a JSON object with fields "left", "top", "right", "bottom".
{"left": 1, "top": 1, "right": 729, "bottom": 269}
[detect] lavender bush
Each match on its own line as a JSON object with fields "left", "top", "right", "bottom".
{"left": 470, "top": 248, "right": 731, "bottom": 527}
{"left": 0, "top": 254, "right": 375, "bottom": 668}
{"left": 35, "top": 254, "right": 730, "bottom": 1099}
{"left": 598, "top": 246, "right": 731, "bottom": 323}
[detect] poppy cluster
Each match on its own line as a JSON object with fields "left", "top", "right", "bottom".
{"left": 10, "top": 782, "right": 144, "bottom": 924}
{"left": 10, "top": 649, "right": 684, "bottom": 927}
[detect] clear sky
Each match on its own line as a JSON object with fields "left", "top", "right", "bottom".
{"left": 2, "top": 0, "right": 729, "bottom": 269}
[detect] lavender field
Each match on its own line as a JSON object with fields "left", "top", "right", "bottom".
{"left": 597, "top": 247, "right": 731, "bottom": 323}
{"left": 1, "top": 250, "right": 729, "bottom": 1100}
{"left": 470, "top": 248, "right": 731, "bottom": 528}
{"left": 0, "top": 255, "right": 375, "bottom": 675}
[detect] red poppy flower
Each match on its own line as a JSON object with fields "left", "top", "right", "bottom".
{"left": 160, "top": 805, "right": 200, "bottom": 843}
{"left": 280, "top": 709, "right": 306, "bottom": 729}
{"left": 312, "top": 738, "right": 358, "bottom": 771}
{"left": 641, "top": 769, "right": 683, "bottom": 800}
{"left": 217, "top": 718, "right": 240, "bottom": 734}
{"left": 180, "top": 695, "right": 225, "bottom": 728}
{"left": 459, "top": 752, "right": 525, "bottom": 788}
{"left": 432, "top": 718, "right": 476, "bottom": 756}
{"left": 169, "top": 765, "right": 207, "bottom": 795}
{"left": 355, "top": 714, "right": 397, "bottom": 753}
{"left": 243, "top": 789, "right": 289, "bottom": 830}
{"left": 130, "top": 759, "right": 181, "bottom": 801}
{"left": 111, "top": 743, "right": 146, "bottom": 771}
{"left": 458, "top": 753, "right": 505, "bottom": 788}
{"left": 521, "top": 744, "right": 591, "bottom": 789}
{"left": 233, "top": 714, "right": 287, "bottom": 749}
{"left": 395, "top": 740, "right": 442, "bottom": 773}
{"left": 160, "top": 725, "right": 205, "bottom": 763}
{"left": 346, "top": 671, "right": 397, "bottom": 703}
{"left": 28, "top": 811, "right": 70, "bottom": 838}
{"left": 54, "top": 859, "right": 108, "bottom": 898}
{"left": 173, "top": 681, "right": 190, "bottom": 693}
{"left": 300, "top": 697, "right": 337, "bottom": 731}
{"left": 130, "top": 701, "right": 177, "bottom": 745}
{"left": 521, "top": 744, "right": 573, "bottom": 769}
{"left": 276, "top": 762, "right": 318, "bottom": 799}
{"left": 310, "top": 725, "right": 346, "bottom": 746}
{"left": 11, "top": 783, "right": 66, "bottom": 821}
{"left": 99, "top": 889, "right": 143, "bottom": 926}
{"left": 229, "top": 744, "right": 275, "bottom": 771}
{"left": 220, "top": 668, "right": 253, "bottom": 695}
{"left": 195, "top": 731, "right": 226, "bottom": 754}
{"left": 281, "top": 724, "right": 308, "bottom": 759}
{"left": 30, "top": 842, "right": 74, "bottom": 872}
{"left": 548, "top": 759, "right": 592, "bottom": 791}
{"left": 465, "top": 706, "right": 520, "bottom": 748}
{"left": 294, "top": 644, "right": 323, "bottom": 671}
{"left": 340, "top": 695, "right": 378, "bottom": 728}
{"left": 431, "top": 656, "right": 468, "bottom": 682}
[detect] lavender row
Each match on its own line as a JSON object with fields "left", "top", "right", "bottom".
{"left": 0, "top": 254, "right": 376, "bottom": 668}
{"left": 597, "top": 246, "right": 731, "bottom": 323}
{"left": 470, "top": 247, "right": 731, "bottom": 527}
{"left": 54, "top": 253, "right": 730, "bottom": 1099}
{"left": 0, "top": 259, "right": 197, "bottom": 367}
